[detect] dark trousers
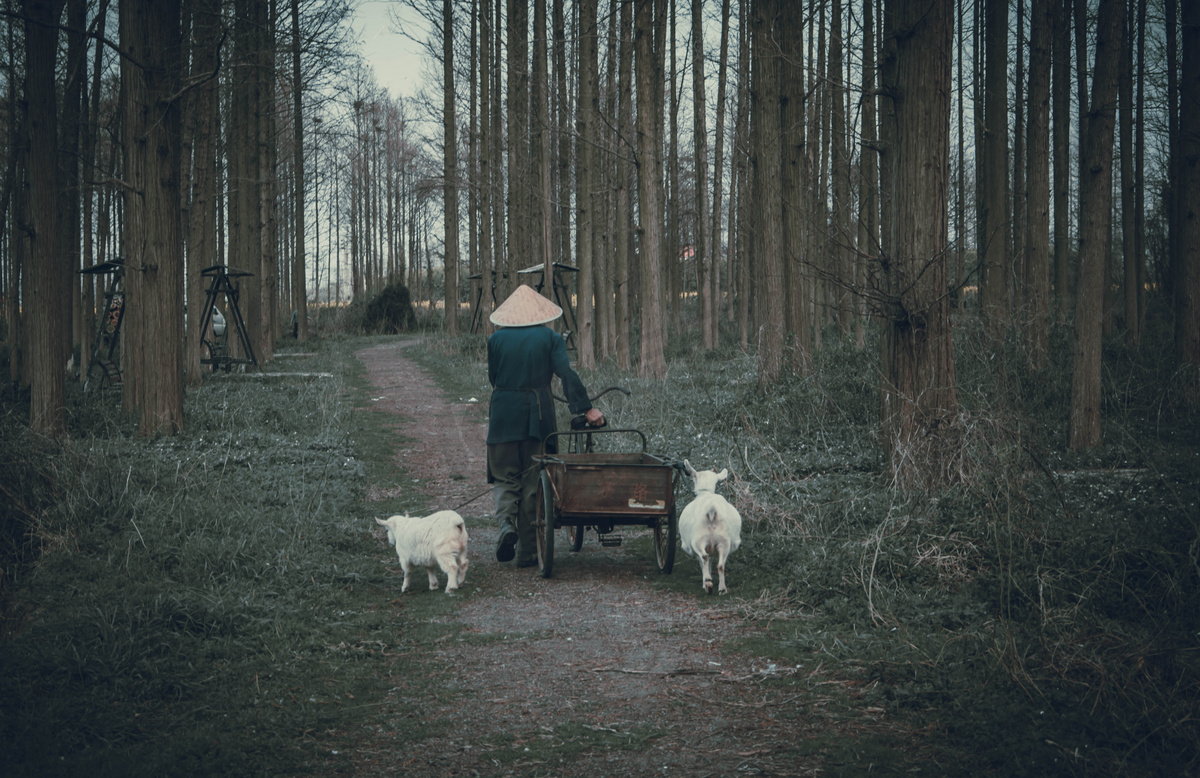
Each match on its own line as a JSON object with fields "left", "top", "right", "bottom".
{"left": 487, "top": 438, "right": 541, "bottom": 563}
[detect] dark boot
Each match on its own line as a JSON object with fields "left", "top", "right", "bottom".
{"left": 495, "top": 522, "right": 518, "bottom": 562}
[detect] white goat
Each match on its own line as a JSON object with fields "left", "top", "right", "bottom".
{"left": 678, "top": 461, "right": 742, "bottom": 595}
{"left": 375, "top": 510, "right": 469, "bottom": 594}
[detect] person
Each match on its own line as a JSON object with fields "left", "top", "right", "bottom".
{"left": 486, "top": 285, "right": 604, "bottom": 567}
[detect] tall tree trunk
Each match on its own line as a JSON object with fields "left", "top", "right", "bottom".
{"left": 576, "top": 0, "right": 598, "bottom": 366}
{"left": 80, "top": 0, "right": 109, "bottom": 384}
{"left": 478, "top": 0, "right": 494, "bottom": 329}
{"left": 291, "top": 0, "right": 308, "bottom": 341}
{"left": 830, "top": 0, "right": 851, "bottom": 338}
{"left": 666, "top": 0, "right": 681, "bottom": 334}
{"left": 23, "top": 0, "right": 68, "bottom": 436}
{"left": 780, "top": 0, "right": 808, "bottom": 371}
{"left": 709, "top": 0, "right": 732, "bottom": 351}
{"left": 1025, "top": 0, "right": 1051, "bottom": 370}
{"left": 752, "top": 0, "right": 784, "bottom": 389}
{"left": 1053, "top": 0, "right": 1071, "bottom": 322}
{"left": 259, "top": 0, "right": 278, "bottom": 361}
{"left": 187, "top": 0, "right": 219, "bottom": 385}
{"left": 859, "top": 0, "right": 878, "bottom": 349}
{"left": 1118, "top": 0, "right": 1136, "bottom": 345}
{"left": 980, "top": 0, "right": 1010, "bottom": 334}
{"left": 1012, "top": 0, "right": 1026, "bottom": 315}
{"left": 879, "top": 0, "right": 958, "bottom": 490}
{"left": 444, "top": 0, "right": 460, "bottom": 335}
{"left": 506, "top": 0, "right": 529, "bottom": 301}
{"left": 1134, "top": 0, "right": 1145, "bottom": 336}
{"left": 121, "top": 0, "right": 185, "bottom": 436}
{"left": 62, "top": 0, "right": 85, "bottom": 374}
{"left": 615, "top": 0, "right": 633, "bottom": 371}
{"left": 1069, "top": 0, "right": 1123, "bottom": 450}
{"left": 634, "top": 0, "right": 666, "bottom": 378}
{"left": 231, "top": 0, "right": 264, "bottom": 355}
{"left": 532, "top": 0, "right": 550, "bottom": 305}
{"left": 1177, "top": 0, "right": 1200, "bottom": 406}
{"left": 692, "top": 0, "right": 711, "bottom": 351}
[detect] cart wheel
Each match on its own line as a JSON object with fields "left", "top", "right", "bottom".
{"left": 656, "top": 473, "right": 684, "bottom": 573}
{"left": 536, "top": 470, "right": 555, "bottom": 578}
{"left": 655, "top": 508, "right": 678, "bottom": 572}
{"left": 568, "top": 524, "right": 585, "bottom": 552}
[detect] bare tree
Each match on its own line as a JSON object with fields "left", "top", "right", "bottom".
{"left": 443, "top": 0, "right": 460, "bottom": 335}
{"left": 780, "top": 0, "right": 808, "bottom": 371}
{"left": 708, "top": 0, "right": 732, "bottom": 351}
{"left": 1069, "top": 0, "right": 1124, "bottom": 450}
{"left": 751, "top": 0, "right": 783, "bottom": 389}
{"left": 879, "top": 0, "right": 958, "bottom": 490}
{"left": 121, "top": 0, "right": 186, "bottom": 435}
{"left": 1025, "top": 0, "right": 1052, "bottom": 369}
{"left": 1053, "top": 0, "right": 1071, "bottom": 322}
{"left": 506, "top": 0, "right": 528, "bottom": 301}
{"left": 291, "top": 0, "right": 309, "bottom": 340}
{"left": 634, "top": 0, "right": 666, "bottom": 378}
{"left": 576, "top": 0, "right": 598, "bottom": 366}
{"left": 691, "top": 0, "right": 710, "bottom": 353}
{"left": 979, "top": 0, "right": 1010, "bottom": 334}
{"left": 22, "top": 0, "right": 68, "bottom": 436}
{"left": 186, "top": 0, "right": 220, "bottom": 385}
{"left": 1177, "top": 0, "right": 1200, "bottom": 406}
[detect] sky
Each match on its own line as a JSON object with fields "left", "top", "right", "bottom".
{"left": 352, "top": 0, "right": 434, "bottom": 99}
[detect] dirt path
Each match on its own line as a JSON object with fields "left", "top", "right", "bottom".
{"left": 349, "top": 342, "right": 895, "bottom": 776}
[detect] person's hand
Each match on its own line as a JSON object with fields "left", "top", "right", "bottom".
{"left": 585, "top": 408, "right": 605, "bottom": 426}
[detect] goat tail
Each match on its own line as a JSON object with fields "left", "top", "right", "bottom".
{"left": 705, "top": 506, "right": 719, "bottom": 524}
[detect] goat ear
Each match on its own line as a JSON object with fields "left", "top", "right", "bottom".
{"left": 717, "top": 469, "right": 729, "bottom": 481}
{"left": 684, "top": 459, "right": 697, "bottom": 476}
{"left": 375, "top": 517, "right": 388, "bottom": 527}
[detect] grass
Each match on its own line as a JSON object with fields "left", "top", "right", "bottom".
{"left": 418, "top": 314, "right": 1199, "bottom": 776}
{"left": 0, "top": 335, "right": 465, "bottom": 776}
{"left": 2, "top": 306, "right": 1198, "bottom": 776}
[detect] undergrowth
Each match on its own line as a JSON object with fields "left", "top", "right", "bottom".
{"left": 2, "top": 306, "right": 1196, "bottom": 776}
{"left": 420, "top": 311, "right": 1198, "bottom": 776}
{"left": 0, "top": 336, "right": 461, "bottom": 776}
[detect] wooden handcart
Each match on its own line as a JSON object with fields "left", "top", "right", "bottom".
{"left": 532, "top": 421, "right": 682, "bottom": 579}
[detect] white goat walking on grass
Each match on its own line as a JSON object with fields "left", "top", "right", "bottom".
{"left": 678, "top": 461, "right": 742, "bottom": 595}
{"left": 375, "top": 510, "right": 469, "bottom": 594}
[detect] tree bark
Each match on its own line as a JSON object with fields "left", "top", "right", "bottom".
{"left": 23, "top": 0, "right": 69, "bottom": 436}
{"left": 576, "top": 0, "right": 598, "bottom": 366}
{"left": 1053, "top": 0, "right": 1071, "bottom": 322}
{"left": 780, "top": 0, "right": 808, "bottom": 372}
{"left": 691, "top": 0, "right": 710, "bottom": 352}
{"left": 980, "top": 0, "right": 1010, "bottom": 334}
{"left": 1118, "top": 0, "right": 1137, "bottom": 345}
{"left": 634, "top": 0, "right": 666, "bottom": 378}
{"left": 121, "top": 0, "right": 186, "bottom": 436}
{"left": 709, "top": 0, "right": 732, "bottom": 351}
{"left": 1176, "top": 0, "right": 1200, "bottom": 406}
{"left": 187, "top": 0, "right": 219, "bottom": 386}
{"left": 1069, "top": 0, "right": 1123, "bottom": 450}
{"left": 292, "top": 0, "right": 309, "bottom": 341}
{"left": 752, "top": 0, "right": 784, "bottom": 390}
{"left": 444, "top": 0, "right": 460, "bottom": 335}
{"left": 615, "top": 0, "right": 633, "bottom": 371}
{"left": 506, "top": 0, "right": 528, "bottom": 301}
{"left": 1025, "top": 0, "right": 1052, "bottom": 370}
{"left": 879, "top": 0, "right": 958, "bottom": 490}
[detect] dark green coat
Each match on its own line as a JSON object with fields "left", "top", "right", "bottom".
{"left": 486, "top": 325, "right": 592, "bottom": 446}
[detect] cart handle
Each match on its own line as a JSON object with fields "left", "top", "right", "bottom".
{"left": 550, "top": 385, "right": 631, "bottom": 404}
{"left": 539, "top": 426, "right": 648, "bottom": 455}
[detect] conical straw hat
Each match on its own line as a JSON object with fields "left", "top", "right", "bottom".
{"left": 489, "top": 284, "right": 563, "bottom": 327}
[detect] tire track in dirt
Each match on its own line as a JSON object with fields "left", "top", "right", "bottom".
{"left": 349, "top": 340, "right": 899, "bottom": 776}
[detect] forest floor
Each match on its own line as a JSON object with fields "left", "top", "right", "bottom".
{"left": 319, "top": 341, "right": 935, "bottom": 777}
